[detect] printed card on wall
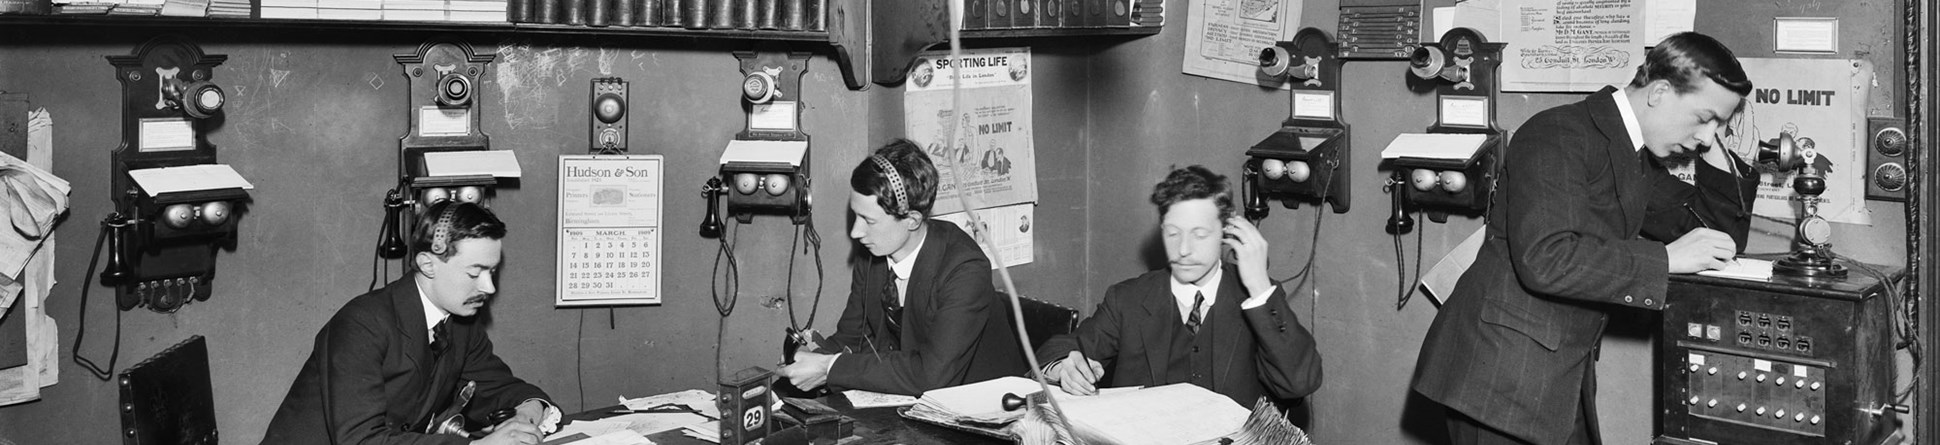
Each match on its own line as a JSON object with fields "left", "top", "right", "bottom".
{"left": 1716, "top": 58, "right": 1870, "bottom": 225}
{"left": 556, "top": 155, "right": 664, "bottom": 306}
{"left": 904, "top": 47, "right": 1039, "bottom": 215}
{"left": 933, "top": 202, "right": 1036, "bottom": 269}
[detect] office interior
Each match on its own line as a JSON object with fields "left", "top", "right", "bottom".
{"left": 0, "top": 0, "right": 1933, "bottom": 443}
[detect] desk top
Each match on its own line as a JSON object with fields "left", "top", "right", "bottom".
{"left": 562, "top": 393, "right": 1007, "bottom": 445}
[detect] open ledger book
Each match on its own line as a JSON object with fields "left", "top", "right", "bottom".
{"left": 900, "top": 377, "right": 1310, "bottom": 445}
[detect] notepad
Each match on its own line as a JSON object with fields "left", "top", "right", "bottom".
{"left": 1697, "top": 258, "right": 1774, "bottom": 281}
{"left": 126, "top": 164, "right": 254, "bottom": 197}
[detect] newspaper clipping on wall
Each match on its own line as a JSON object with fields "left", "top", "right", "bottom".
{"left": 1496, "top": 0, "right": 1693, "bottom": 92}
{"left": 1183, "top": 0, "right": 1303, "bottom": 87}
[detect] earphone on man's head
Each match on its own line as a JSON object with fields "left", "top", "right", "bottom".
{"left": 429, "top": 203, "right": 461, "bottom": 256}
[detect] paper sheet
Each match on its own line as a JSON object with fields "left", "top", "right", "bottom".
{"left": 717, "top": 140, "right": 807, "bottom": 167}
{"left": 422, "top": 150, "right": 522, "bottom": 178}
{"left": 1421, "top": 227, "right": 1487, "bottom": 306}
{"left": 1381, "top": 133, "right": 1489, "bottom": 160}
{"left": 1696, "top": 258, "right": 1774, "bottom": 281}
{"left": 1181, "top": 0, "right": 1302, "bottom": 87}
{"left": 1642, "top": 0, "right": 1696, "bottom": 43}
{"left": 844, "top": 389, "right": 920, "bottom": 408}
{"left": 126, "top": 164, "right": 254, "bottom": 197}
{"left": 1058, "top": 383, "right": 1250, "bottom": 445}
{"left": 919, "top": 376, "right": 1044, "bottom": 416}
{"left": 619, "top": 389, "right": 720, "bottom": 419}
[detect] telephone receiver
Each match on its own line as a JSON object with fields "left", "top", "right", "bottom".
{"left": 376, "top": 188, "right": 408, "bottom": 259}
{"left": 1757, "top": 131, "right": 1807, "bottom": 172}
{"left": 700, "top": 177, "right": 725, "bottom": 238}
{"left": 1385, "top": 171, "right": 1416, "bottom": 235}
{"left": 1241, "top": 164, "right": 1269, "bottom": 222}
{"left": 99, "top": 213, "right": 133, "bottom": 287}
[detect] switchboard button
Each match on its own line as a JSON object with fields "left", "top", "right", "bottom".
{"left": 1756, "top": 406, "right": 1766, "bottom": 416}
{"left": 1707, "top": 399, "right": 1718, "bottom": 408}
{"left": 1688, "top": 396, "right": 1700, "bottom": 405}
{"left": 1775, "top": 409, "right": 1785, "bottom": 419}
{"left": 1757, "top": 374, "right": 1767, "bottom": 383}
{"left": 1687, "top": 323, "right": 1703, "bottom": 338}
{"left": 1757, "top": 314, "right": 1771, "bottom": 328}
{"left": 1736, "top": 404, "right": 1747, "bottom": 412}
{"left": 1688, "top": 364, "right": 1701, "bottom": 373}
{"left": 1738, "top": 371, "right": 1748, "bottom": 380}
{"left": 1795, "top": 379, "right": 1806, "bottom": 389}
{"left": 1706, "top": 325, "right": 1722, "bottom": 341}
{"left": 1776, "top": 377, "right": 1786, "bottom": 386}
{"left": 1810, "top": 381, "right": 1821, "bottom": 391}
{"left": 1738, "top": 332, "right": 1753, "bottom": 344}
{"left": 1777, "top": 316, "right": 1792, "bottom": 331}
{"left": 1708, "top": 367, "right": 1719, "bottom": 375}
{"left": 1811, "top": 415, "right": 1821, "bottom": 424}
{"left": 1738, "top": 311, "right": 1753, "bottom": 326}
{"left": 1794, "top": 413, "right": 1806, "bottom": 422}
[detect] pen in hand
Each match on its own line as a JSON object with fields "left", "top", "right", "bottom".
{"left": 1682, "top": 203, "right": 1738, "bottom": 268}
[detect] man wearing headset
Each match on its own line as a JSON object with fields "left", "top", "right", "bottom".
{"left": 1413, "top": 32, "right": 1759, "bottom": 445}
{"left": 263, "top": 201, "right": 558, "bottom": 445}
{"left": 774, "top": 139, "right": 1028, "bottom": 396}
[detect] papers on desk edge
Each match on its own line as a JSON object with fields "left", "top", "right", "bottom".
{"left": 1381, "top": 133, "right": 1488, "bottom": 160}
{"left": 1697, "top": 258, "right": 1775, "bottom": 281}
{"left": 900, "top": 377, "right": 1259, "bottom": 445}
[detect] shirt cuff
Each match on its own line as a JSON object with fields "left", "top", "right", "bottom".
{"left": 524, "top": 398, "right": 561, "bottom": 435}
{"left": 1241, "top": 285, "right": 1278, "bottom": 309}
{"left": 1038, "top": 358, "right": 1066, "bottom": 381}
{"left": 825, "top": 353, "right": 842, "bottom": 376}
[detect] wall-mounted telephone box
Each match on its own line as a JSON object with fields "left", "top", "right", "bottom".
{"left": 381, "top": 38, "right": 517, "bottom": 259}
{"left": 104, "top": 35, "right": 253, "bottom": 313}
{"left": 591, "top": 77, "right": 629, "bottom": 153}
{"left": 1384, "top": 27, "right": 1505, "bottom": 228}
{"left": 1246, "top": 28, "right": 1351, "bottom": 218}
{"left": 703, "top": 46, "right": 813, "bottom": 232}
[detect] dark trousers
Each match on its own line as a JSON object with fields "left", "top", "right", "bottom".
{"left": 1446, "top": 366, "right": 1599, "bottom": 445}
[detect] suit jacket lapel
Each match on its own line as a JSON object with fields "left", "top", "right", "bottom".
{"left": 1589, "top": 87, "right": 1648, "bottom": 229}
{"left": 389, "top": 279, "right": 429, "bottom": 372}
{"left": 1138, "top": 276, "right": 1176, "bottom": 384}
{"left": 1211, "top": 271, "right": 1247, "bottom": 385}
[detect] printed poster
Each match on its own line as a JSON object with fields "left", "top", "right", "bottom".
{"left": 933, "top": 202, "right": 1036, "bottom": 268}
{"left": 1183, "top": 0, "right": 1303, "bottom": 87}
{"left": 904, "top": 47, "right": 1038, "bottom": 215}
{"left": 1499, "top": 0, "right": 1646, "bottom": 92}
{"left": 556, "top": 155, "right": 663, "bottom": 306}
{"left": 1716, "top": 58, "right": 1870, "bottom": 225}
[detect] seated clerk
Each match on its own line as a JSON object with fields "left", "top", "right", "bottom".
{"left": 1036, "top": 166, "right": 1323, "bottom": 406}
{"left": 261, "top": 201, "right": 558, "bottom": 445}
{"left": 774, "top": 139, "right": 1029, "bottom": 396}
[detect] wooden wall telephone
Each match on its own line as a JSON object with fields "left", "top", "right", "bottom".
{"left": 1384, "top": 27, "right": 1505, "bottom": 233}
{"left": 103, "top": 35, "right": 251, "bottom": 313}
{"left": 378, "top": 38, "right": 514, "bottom": 260}
{"left": 1246, "top": 27, "right": 1352, "bottom": 220}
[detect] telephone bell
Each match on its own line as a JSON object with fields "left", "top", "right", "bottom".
{"left": 436, "top": 72, "right": 473, "bottom": 108}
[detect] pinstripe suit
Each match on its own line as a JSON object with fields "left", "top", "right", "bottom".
{"left": 1412, "top": 87, "right": 1755, "bottom": 444}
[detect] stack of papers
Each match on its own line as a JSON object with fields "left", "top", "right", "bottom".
{"left": 618, "top": 389, "right": 719, "bottom": 419}
{"left": 205, "top": 0, "right": 247, "bottom": 17}
{"left": 916, "top": 376, "right": 1046, "bottom": 421}
{"left": 678, "top": 424, "right": 719, "bottom": 443}
{"left": 1057, "top": 383, "right": 1251, "bottom": 445}
{"left": 543, "top": 430, "right": 653, "bottom": 445}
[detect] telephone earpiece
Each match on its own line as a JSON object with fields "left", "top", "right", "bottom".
{"left": 1242, "top": 164, "right": 1269, "bottom": 222}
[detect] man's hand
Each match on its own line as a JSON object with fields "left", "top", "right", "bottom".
{"left": 1222, "top": 216, "right": 1274, "bottom": 297}
{"left": 776, "top": 351, "right": 836, "bottom": 390}
{"left": 510, "top": 400, "right": 547, "bottom": 431}
{"left": 470, "top": 421, "right": 539, "bottom": 445}
{"left": 1699, "top": 128, "right": 1739, "bottom": 174}
{"left": 1666, "top": 227, "right": 1735, "bottom": 273}
{"left": 1046, "top": 351, "right": 1105, "bottom": 396}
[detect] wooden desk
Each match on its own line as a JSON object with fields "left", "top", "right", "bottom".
{"left": 562, "top": 393, "right": 1007, "bottom": 445}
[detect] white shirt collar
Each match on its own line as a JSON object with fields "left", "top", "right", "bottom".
{"left": 417, "top": 284, "right": 449, "bottom": 344}
{"left": 1612, "top": 86, "right": 1645, "bottom": 152}
{"left": 1168, "top": 262, "right": 1222, "bottom": 323}
{"left": 887, "top": 231, "right": 927, "bottom": 304}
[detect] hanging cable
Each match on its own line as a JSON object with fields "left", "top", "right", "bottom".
{"left": 73, "top": 219, "right": 124, "bottom": 381}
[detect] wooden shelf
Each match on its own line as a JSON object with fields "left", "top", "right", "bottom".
{"left": 0, "top": 3, "right": 872, "bottom": 89}
{"left": 870, "top": 0, "right": 1162, "bottom": 86}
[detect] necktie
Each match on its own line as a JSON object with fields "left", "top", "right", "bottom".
{"left": 429, "top": 319, "right": 450, "bottom": 357}
{"left": 881, "top": 270, "right": 903, "bottom": 344}
{"left": 1185, "top": 291, "right": 1205, "bottom": 334}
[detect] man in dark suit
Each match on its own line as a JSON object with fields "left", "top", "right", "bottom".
{"left": 1413, "top": 32, "right": 1760, "bottom": 445}
{"left": 1035, "top": 166, "right": 1322, "bottom": 406}
{"left": 775, "top": 139, "right": 1027, "bottom": 396}
{"left": 263, "top": 201, "right": 556, "bottom": 445}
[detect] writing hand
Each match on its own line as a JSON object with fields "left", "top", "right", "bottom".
{"left": 1047, "top": 351, "right": 1104, "bottom": 396}
{"left": 1666, "top": 227, "right": 1735, "bottom": 274}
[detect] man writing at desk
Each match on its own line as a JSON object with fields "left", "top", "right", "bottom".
{"left": 263, "top": 201, "right": 559, "bottom": 445}
{"left": 1037, "top": 166, "right": 1323, "bottom": 406}
{"left": 776, "top": 139, "right": 1027, "bottom": 395}
{"left": 1413, "top": 32, "right": 1759, "bottom": 445}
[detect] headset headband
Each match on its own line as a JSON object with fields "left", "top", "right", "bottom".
{"left": 430, "top": 203, "right": 459, "bottom": 255}
{"left": 871, "top": 155, "right": 909, "bottom": 216}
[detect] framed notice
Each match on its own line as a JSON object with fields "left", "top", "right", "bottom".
{"left": 556, "top": 155, "right": 663, "bottom": 306}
